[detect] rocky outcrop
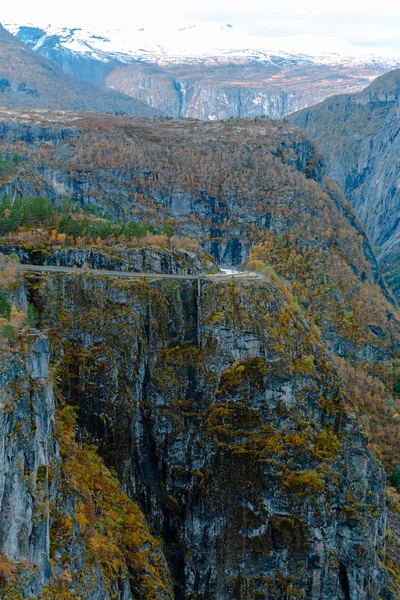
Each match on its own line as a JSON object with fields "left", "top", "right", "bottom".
{"left": 0, "top": 335, "right": 55, "bottom": 597}
{"left": 0, "top": 330, "right": 173, "bottom": 599}
{"left": 107, "top": 66, "right": 337, "bottom": 120}
{"left": 288, "top": 68, "right": 400, "bottom": 300}
{"left": 21, "top": 269, "right": 393, "bottom": 599}
{"left": 0, "top": 244, "right": 218, "bottom": 274}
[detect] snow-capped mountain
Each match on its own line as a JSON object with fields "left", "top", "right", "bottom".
{"left": 4, "top": 20, "right": 400, "bottom": 120}
{"left": 4, "top": 20, "right": 400, "bottom": 68}
{"left": 0, "top": 22, "right": 159, "bottom": 116}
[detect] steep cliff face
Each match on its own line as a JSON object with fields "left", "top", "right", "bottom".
{"left": 0, "top": 244, "right": 217, "bottom": 274}
{"left": 2, "top": 267, "right": 398, "bottom": 598}
{"left": 20, "top": 269, "right": 392, "bottom": 599}
{"left": 0, "top": 329, "right": 174, "bottom": 599}
{"left": 0, "top": 256, "right": 174, "bottom": 598}
{"left": 0, "top": 110, "right": 397, "bottom": 360}
{"left": 0, "top": 334, "right": 54, "bottom": 597}
{"left": 105, "top": 63, "right": 365, "bottom": 120}
{"left": 1, "top": 109, "right": 399, "bottom": 356}
{"left": 288, "top": 69, "right": 400, "bottom": 300}
{"left": 1, "top": 113, "right": 399, "bottom": 594}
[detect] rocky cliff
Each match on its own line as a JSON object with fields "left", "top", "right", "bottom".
{"left": 288, "top": 68, "right": 400, "bottom": 300}
{"left": 0, "top": 109, "right": 324, "bottom": 266}
{"left": 1, "top": 108, "right": 400, "bottom": 596}
{"left": 0, "top": 334, "right": 55, "bottom": 597}
{"left": 0, "top": 264, "right": 396, "bottom": 599}
{"left": 0, "top": 297, "right": 174, "bottom": 598}
{"left": 0, "top": 111, "right": 398, "bottom": 365}
{"left": 0, "top": 110, "right": 397, "bottom": 351}
{"left": 105, "top": 62, "right": 376, "bottom": 120}
{"left": 0, "top": 244, "right": 217, "bottom": 275}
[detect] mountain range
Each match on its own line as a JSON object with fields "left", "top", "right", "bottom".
{"left": 1, "top": 16, "right": 400, "bottom": 599}
{"left": 4, "top": 20, "right": 400, "bottom": 119}
{"left": 0, "top": 23, "right": 159, "bottom": 116}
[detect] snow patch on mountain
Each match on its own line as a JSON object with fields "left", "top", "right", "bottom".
{"left": 4, "top": 19, "right": 400, "bottom": 69}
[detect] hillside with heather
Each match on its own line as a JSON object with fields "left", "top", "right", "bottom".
{"left": 0, "top": 88, "right": 400, "bottom": 598}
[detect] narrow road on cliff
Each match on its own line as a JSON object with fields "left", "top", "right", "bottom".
{"left": 16, "top": 264, "right": 264, "bottom": 281}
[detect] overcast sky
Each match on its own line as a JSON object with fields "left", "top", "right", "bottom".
{"left": 3, "top": 0, "right": 400, "bottom": 50}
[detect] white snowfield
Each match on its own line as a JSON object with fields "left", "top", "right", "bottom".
{"left": 4, "top": 19, "right": 400, "bottom": 69}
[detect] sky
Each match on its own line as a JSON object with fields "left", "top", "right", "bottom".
{"left": 3, "top": 0, "right": 400, "bottom": 50}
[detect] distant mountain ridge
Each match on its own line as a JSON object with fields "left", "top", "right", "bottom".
{"left": 0, "top": 23, "right": 160, "bottom": 116}
{"left": 5, "top": 20, "right": 400, "bottom": 119}
{"left": 5, "top": 20, "right": 400, "bottom": 67}
{"left": 288, "top": 68, "right": 400, "bottom": 300}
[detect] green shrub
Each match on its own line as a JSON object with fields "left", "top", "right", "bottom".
{"left": 0, "top": 295, "right": 11, "bottom": 320}
{"left": 0, "top": 156, "right": 16, "bottom": 180}
{"left": 393, "top": 381, "right": 400, "bottom": 394}
{"left": 0, "top": 323, "right": 16, "bottom": 344}
{"left": 0, "top": 194, "right": 157, "bottom": 243}
{"left": 26, "top": 304, "right": 39, "bottom": 328}
{"left": 0, "top": 195, "right": 53, "bottom": 232}
{"left": 58, "top": 214, "right": 84, "bottom": 238}
{"left": 389, "top": 465, "right": 400, "bottom": 489}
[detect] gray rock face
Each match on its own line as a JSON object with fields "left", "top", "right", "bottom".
{"left": 31, "top": 271, "right": 395, "bottom": 599}
{"left": 0, "top": 331, "right": 172, "bottom": 598}
{"left": 0, "top": 335, "right": 108, "bottom": 598}
{"left": 288, "top": 68, "right": 400, "bottom": 300}
{"left": 0, "top": 271, "right": 171, "bottom": 598}
{"left": 108, "top": 74, "right": 315, "bottom": 120}
{"left": 0, "top": 244, "right": 217, "bottom": 274}
{"left": 0, "top": 335, "right": 54, "bottom": 597}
